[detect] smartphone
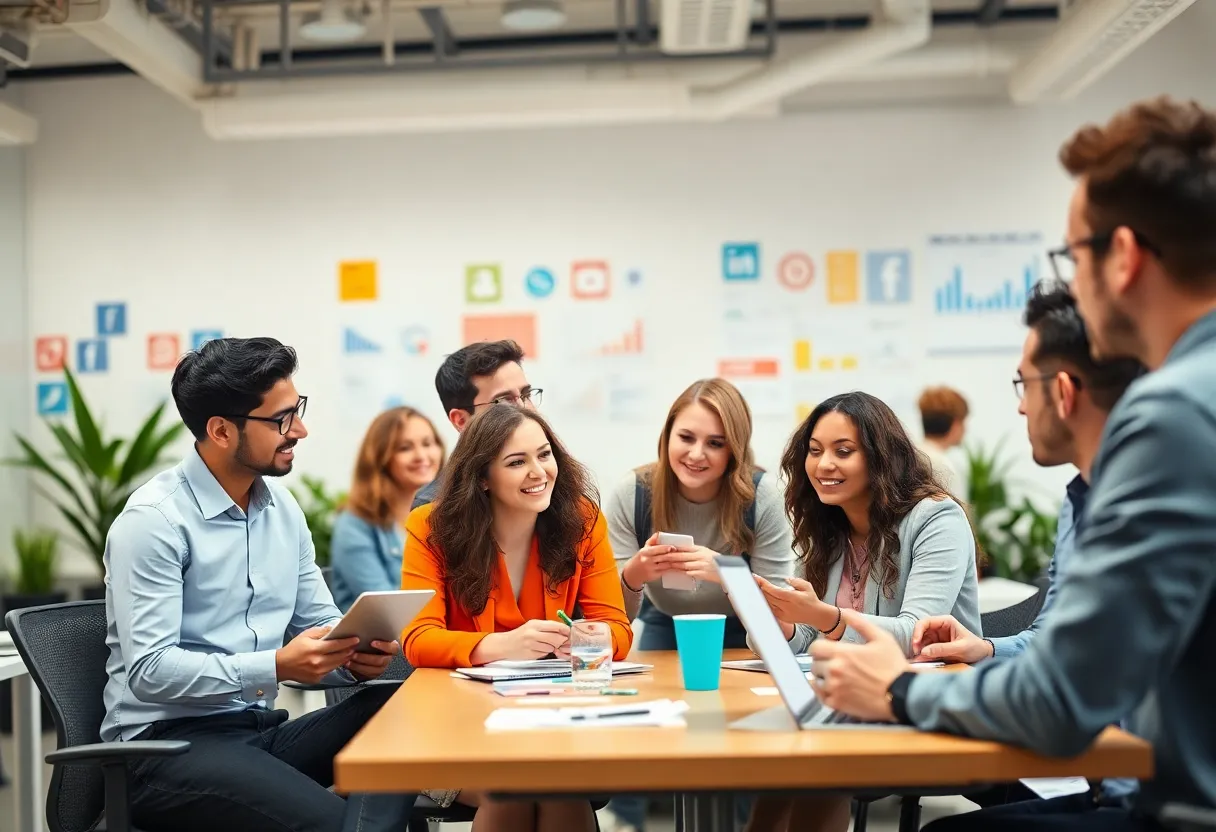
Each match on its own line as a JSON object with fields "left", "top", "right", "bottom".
{"left": 657, "top": 532, "right": 697, "bottom": 590}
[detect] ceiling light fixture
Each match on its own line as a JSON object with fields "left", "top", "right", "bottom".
{"left": 300, "top": 0, "right": 367, "bottom": 43}
{"left": 501, "top": 0, "right": 566, "bottom": 32}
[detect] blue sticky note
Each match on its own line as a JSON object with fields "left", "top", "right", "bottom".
{"left": 97, "top": 303, "right": 127, "bottom": 336}
{"left": 865, "top": 250, "right": 912, "bottom": 303}
{"left": 191, "top": 330, "right": 224, "bottom": 350}
{"left": 722, "top": 243, "right": 760, "bottom": 281}
{"left": 36, "top": 381, "right": 69, "bottom": 416}
{"left": 76, "top": 339, "right": 109, "bottom": 373}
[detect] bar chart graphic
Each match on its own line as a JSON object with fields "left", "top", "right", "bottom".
{"left": 934, "top": 263, "right": 1038, "bottom": 314}
{"left": 926, "top": 232, "right": 1044, "bottom": 355}
{"left": 598, "top": 319, "right": 643, "bottom": 355}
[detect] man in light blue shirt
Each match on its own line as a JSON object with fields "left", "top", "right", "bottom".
{"left": 911, "top": 279, "right": 1144, "bottom": 810}
{"left": 103, "top": 336, "right": 416, "bottom": 832}
{"left": 806, "top": 96, "right": 1216, "bottom": 832}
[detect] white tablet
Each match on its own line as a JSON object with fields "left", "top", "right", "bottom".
{"left": 323, "top": 589, "right": 435, "bottom": 652}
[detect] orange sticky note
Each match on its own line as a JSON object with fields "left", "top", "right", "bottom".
{"left": 339, "top": 260, "right": 378, "bottom": 302}
{"left": 826, "top": 251, "right": 859, "bottom": 304}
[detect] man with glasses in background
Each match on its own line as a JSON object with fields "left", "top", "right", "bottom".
{"left": 413, "top": 338, "right": 542, "bottom": 509}
{"left": 102, "top": 336, "right": 416, "bottom": 832}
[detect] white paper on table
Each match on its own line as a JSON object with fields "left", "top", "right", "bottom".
{"left": 1018, "top": 777, "right": 1092, "bottom": 799}
{"left": 485, "top": 659, "right": 571, "bottom": 669}
{"left": 485, "top": 699, "right": 689, "bottom": 731}
{"left": 751, "top": 687, "right": 780, "bottom": 696}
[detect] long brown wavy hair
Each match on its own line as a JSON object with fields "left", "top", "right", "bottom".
{"left": 781, "top": 392, "right": 978, "bottom": 599}
{"left": 427, "top": 404, "right": 599, "bottom": 616}
{"left": 346, "top": 407, "right": 445, "bottom": 527}
{"left": 637, "top": 378, "right": 758, "bottom": 556}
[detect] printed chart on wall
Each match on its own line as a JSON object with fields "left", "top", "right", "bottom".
{"left": 552, "top": 301, "right": 652, "bottom": 424}
{"left": 925, "top": 232, "right": 1045, "bottom": 356}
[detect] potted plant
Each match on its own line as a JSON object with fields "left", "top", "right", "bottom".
{"left": 1, "top": 527, "right": 65, "bottom": 733}
{"left": 5, "top": 367, "right": 186, "bottom": 597}
{"left": 963, "top": 438, "right": 1059, "bottom": 583}
{"left": 290, "top": 475, "right": 347, "bottom": 571}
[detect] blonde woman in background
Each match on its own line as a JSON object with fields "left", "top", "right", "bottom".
{"left": 603, "top": 378, "right": 795, "bottom": 832}
{"left": 330, "top": 406, "right": 445, "bottom": 611}
{"left": 916, "top": 386, "right": 969, "bottom": 498}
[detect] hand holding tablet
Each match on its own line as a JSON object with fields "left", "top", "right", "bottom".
{"left": 322, "top": 589, "right": 435, "bottom": 652}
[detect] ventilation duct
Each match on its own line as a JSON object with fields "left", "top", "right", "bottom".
{"left": 660, "top": 0, "right": 754, "bottom": 54}
{"left": 1008, "top": 0, "right": 1198, "bottom": 103}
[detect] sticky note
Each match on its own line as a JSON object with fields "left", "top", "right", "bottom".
{"left": 339, "top": 260, "right": 378, "bottom": 302}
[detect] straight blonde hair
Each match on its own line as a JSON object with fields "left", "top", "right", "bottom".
{"left": 638, "top": 378, "right": 757, "bottom": 555}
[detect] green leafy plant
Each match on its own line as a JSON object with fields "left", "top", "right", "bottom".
{"left": 11, "top": 528, "right": 61, "bottom": 596}
{"left": 5, "top": 367, "right": 187, "bottom": 575}
{"left": 290, "top": 475, "right": 347, "bottom": 568}
{"left": 963, "top": 438, "right": 1059, "bottom": 583}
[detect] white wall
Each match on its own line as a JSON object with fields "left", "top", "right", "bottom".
{"left": 0, "top": 140, "right": 30, "bottom": 578}
{"left": 15, "top": 3, "right": 1216, "bottom": 577}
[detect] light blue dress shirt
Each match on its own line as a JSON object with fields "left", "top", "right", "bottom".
{"left": 330, "top": 511, "right": 405, "bottom": 612}
{"left": 101, "top": 446, "right": 345, "bottom": 742}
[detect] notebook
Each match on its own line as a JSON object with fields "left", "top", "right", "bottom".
{"left": 722, "top": 656, "right": 812, "bottom": 673}
{"left": 453, "top": 659, "right": 652, "bottom": 683}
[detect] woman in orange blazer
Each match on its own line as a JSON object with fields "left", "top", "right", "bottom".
{"left": 401, "top": 403, "right": 632, "bottom": 832}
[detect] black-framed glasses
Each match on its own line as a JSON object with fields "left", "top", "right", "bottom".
{"left": 1013, "top": 373, "right": 1081, "bottom": 400}
{"left": 470, "top": 388, "right": 543, "bottom": 409}
{"left": 220, "top": 396, "right": 307, "bottom": 435}
{"left": 1047, "top": 229, "right": 1161, "bottom": 282}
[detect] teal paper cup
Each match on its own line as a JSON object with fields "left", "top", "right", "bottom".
{"left": 672, "top": 613, "right": 727, "bottom": 691}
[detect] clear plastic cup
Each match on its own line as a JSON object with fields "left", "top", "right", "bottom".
{"left": 569, "top": 619, "right": 613, "bottom": 690}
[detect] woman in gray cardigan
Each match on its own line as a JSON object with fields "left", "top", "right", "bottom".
{"left": 745, "top": 391, "right": 982, "bottom": 832}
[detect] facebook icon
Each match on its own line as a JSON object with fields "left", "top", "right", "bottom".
{"left": 865, "top": 250, "right": 912, "bottom": 304}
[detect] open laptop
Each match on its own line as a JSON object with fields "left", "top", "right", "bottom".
{"left": 715, "top": 555, "right": 913, "bottom": 732}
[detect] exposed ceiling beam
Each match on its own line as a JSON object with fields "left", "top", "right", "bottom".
{"left": 418, "top": 7, "right": 457, "bottom": 58}
{"left": 977, "top": 0, "right": 1008, "bottom": 26}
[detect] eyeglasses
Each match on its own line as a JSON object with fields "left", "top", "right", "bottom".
{"left": 1013, "top": 373, "right": 1081, "bottom": 400}
{"left": 1047, "top": 229, "right": 1161, "bottom": 283}
{"left": 471, "top": 388, "right": 543, "bottom": 409}
{"left": 220, "top": 396, "right": 307, "bottom": 435}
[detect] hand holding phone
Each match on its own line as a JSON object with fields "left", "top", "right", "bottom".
{"left": 657, "top": 532, "right": 697, "bottom": 590}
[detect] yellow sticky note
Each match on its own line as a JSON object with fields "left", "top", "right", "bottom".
{"left": 826, "top": 251, "right": 859, "bottom": 304}
{"left": 339, "top": 260, "right": 378, "bottom": 302}
{"left": 818, "top": 357, "right": 836, "bottom": 371}
{"left": 793, "top": 339, "right": 812, "bottom": 371}
{"left": 841, "top": 355, "right": 859, "bottom": 370}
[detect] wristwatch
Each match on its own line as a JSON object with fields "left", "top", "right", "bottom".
{"left": 885, "top": 671, "right": 917, "bottom": 725}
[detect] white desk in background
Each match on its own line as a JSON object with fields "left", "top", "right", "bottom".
{"left": 978, "top": 576, "right": 1040, "bottom": 614}
{"left": 1, "top": 631, "right": 43, "bottom": 832}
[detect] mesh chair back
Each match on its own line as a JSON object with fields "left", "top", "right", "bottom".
{"left": 980, "top": 586, "right": 1046, "bottom": 639}
{"left": 324, "top": 653, "right": 414, "bottom": 707}
{"left": 5, "top": 600, "right": 110, "bottom": 832}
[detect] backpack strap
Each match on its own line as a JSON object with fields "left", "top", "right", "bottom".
{"left": 633, "top": 472, "right": 652, "bottom": 551}
{"left": 743, "top": 469, "right": 764, "bottom": 533}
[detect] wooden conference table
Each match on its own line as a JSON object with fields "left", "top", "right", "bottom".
{"left": 335, "top": 649, "right": 1152, "bottom": 831}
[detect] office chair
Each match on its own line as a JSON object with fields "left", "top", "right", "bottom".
{"left": 852, "top": 585, "right": 1048, "bottom": 832}
{"left": 4, "top": 600, "right": 190, "bottom": 832}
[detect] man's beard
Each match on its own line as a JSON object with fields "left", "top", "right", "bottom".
{"left": 235, "top": 429, "right": 295, "bottom": 477}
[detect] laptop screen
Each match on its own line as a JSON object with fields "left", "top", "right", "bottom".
{"left": 715, "top": 555, "right": 818, "bottom": 722}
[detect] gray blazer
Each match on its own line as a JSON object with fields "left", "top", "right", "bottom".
{"left": 752, "top": 496, "right": 981, "bottom": 657}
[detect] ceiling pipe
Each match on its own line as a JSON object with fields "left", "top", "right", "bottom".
{"left": 689, "top": 0, "right": 931, "bottom": 119}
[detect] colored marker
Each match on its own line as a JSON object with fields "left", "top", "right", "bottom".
{"left": 556, "top": 609, "right": 574, "bottom": 627}
{"left": 601, "top": 689, "right": 638, "bottom": 696}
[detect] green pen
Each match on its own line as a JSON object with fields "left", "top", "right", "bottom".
{"left": 556, "top": 609, "right": 574, "bottom": 627}
{"left": 600, "top": 689, "right": 638, "bottom": 696}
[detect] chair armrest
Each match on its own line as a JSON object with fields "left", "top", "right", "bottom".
{"left": 46, "top": 740, "right": 191, "bottom": 766}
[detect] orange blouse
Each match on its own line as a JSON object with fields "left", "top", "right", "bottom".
{"left": 400, "top": 502, "right": 634, "bottom": 668}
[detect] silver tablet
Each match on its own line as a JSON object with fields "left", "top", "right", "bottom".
{"left": 323, "top": 589, "right": 435, "bottom": 652}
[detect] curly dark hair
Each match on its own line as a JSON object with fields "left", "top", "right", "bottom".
{"left": 781, "top": 391, "right": 970, "bottom": 599}
{"left": 427, "top": 404, "right": 598, "bottom": 616}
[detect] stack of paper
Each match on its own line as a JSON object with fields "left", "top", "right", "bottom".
{"left": 485, "top": 699, "right": 689, "bottom": 731}
{"left": 453, "top": 659, "right": 652, "bottom": 683}
{"left": 722, "top": 656, "right": 812, "bottom": 673}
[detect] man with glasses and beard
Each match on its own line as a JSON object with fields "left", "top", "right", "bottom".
{"left": 799, "top": 95, "right": 1216, "bottom": 831}
{"left": 102, "top": 337, "right": 417, "bottom": 832}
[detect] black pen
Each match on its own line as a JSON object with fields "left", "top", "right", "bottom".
{"left": 569, "top": 708, "right": 650, "bottom": 721}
